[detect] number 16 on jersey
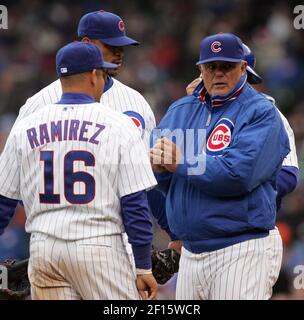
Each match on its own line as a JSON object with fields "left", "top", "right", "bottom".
{"left": 39, "top": 150, "right": 96, "bottom": 205}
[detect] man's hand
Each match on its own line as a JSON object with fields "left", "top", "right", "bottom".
{"left": 150, "top": 138, "right": 182, "bottom": 173}
{"left": 186, "top": 77, "right": 202, "bottom": 95}
{"left": 136, "top": 274, "right": 158, "bottom": 300}
{"left": 149, "top": 149, "right": 167, "bottom": 173}
{"left": 168, "top": 240, "right": 183, "bottom": 254}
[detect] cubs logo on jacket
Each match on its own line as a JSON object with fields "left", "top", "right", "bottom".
{"left": 207, "top": 118, "right": 234, "bottom": 155}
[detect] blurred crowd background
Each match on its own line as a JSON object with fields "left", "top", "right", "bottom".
{"left": 0, "top": 0, "right": 303, "bottom": 300}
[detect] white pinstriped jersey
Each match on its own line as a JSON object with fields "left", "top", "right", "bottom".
{"left": 0, "top": 102, "right": 156, "bottom": 240}
{"left": 263, "top": 93, "right": 298, "bottom": 168}
{"left": 14, "top": 78, "right": 156, "bottom": 149}
{"left": 277, "top": 110, "right": 298, "bottom": 168}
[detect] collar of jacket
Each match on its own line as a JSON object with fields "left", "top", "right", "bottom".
{"left": 103, "top": 75, "right": 114, "bottom": 93}
{"left": 198, "top": 73, "right": 247, "bottom": 108}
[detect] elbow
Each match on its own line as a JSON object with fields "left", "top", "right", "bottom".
{"left": 221, "top": 171, "right": 258, "bottom": 196}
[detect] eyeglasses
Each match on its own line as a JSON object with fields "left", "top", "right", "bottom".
{"left": 201, "top": 62, "right": 240, "bottom": 74}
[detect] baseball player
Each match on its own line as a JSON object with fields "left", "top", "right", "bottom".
{"left": 186, "top": 42, "right": 299, "bottom": 211}
{"left": 12, "top": 11, "right": 155, "bottom": 150}
{"left": 3, "top": 9, "right": 178, "bottom": 281}
{"left": 150, "top": 33, "right": 290, "bottom": 300}
{"left": 157, "top": 43, "right": 299, "bottom": 260}
{"left": 9, "top": 9, "right": 178, "bottom": 246}
{"left": 0, "top": 42, "right": 158, "bottom": 300}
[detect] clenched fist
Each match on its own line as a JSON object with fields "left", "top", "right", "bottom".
{"left": 150, "top": 137, "right": 182, "bottom": 173}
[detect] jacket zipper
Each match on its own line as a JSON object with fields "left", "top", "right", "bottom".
{"left": 206, "top": 109, "right": 212, "bottom": 126}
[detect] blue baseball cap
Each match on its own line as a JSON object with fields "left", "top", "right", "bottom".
{"left": 77, "top": 11, "right": 139, "bottom": 46}
{"left": 56, "top": 42, "right": 118, "bottom": 77}
{"left": 197, "top": 33, "right": 245, "bottom": 65}
{"left": 242, "top": 43, "right": 263, "bottom": 84}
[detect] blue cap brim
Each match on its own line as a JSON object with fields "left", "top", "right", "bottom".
{"left": 196, "top": 57, "right": 243, "bottom": 65}
{"left": 100, "top": 36, "right": 139, "bottom": 46}
{"left": 246, "top": 66, "right": 263, "bottom": 84}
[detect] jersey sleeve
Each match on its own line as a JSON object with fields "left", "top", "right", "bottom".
{"left": 118, "top": 122, "right": 157, "bottom": 198}
{"left": 0, "top": 130, "right": 21, "bottom": 200}
{"left": 142, "top": 98, "right": 156, "bottom": 150}
{"left": 279, "top": 112, "right": 298, "bottom": 168}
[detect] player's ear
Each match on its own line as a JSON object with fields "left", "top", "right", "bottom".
{"left": 198, "top": 64, "right": 205, "bottom": 80}
{"left": 241, "top": 61, "right": 247, "bottom": 75}
{"left": 90, "top": 69, "right": 98, "bottom": 86}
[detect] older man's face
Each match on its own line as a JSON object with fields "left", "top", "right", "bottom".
{"left": 199, "top": 61, "right": 247, "bottom": 96}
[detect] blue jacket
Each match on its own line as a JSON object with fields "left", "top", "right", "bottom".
{"left": 151, "top": 83, "right": 290, "bottom": 253}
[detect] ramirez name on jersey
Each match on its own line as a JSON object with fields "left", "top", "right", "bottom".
{"left": 27, "top": 119, "right": 105, "bottom": 149}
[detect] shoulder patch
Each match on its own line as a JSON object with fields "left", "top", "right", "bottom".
{"left": 123, "top": 111, "right": 145, "bottom": 139}
{"left": 207, "top": 118, "right": 234, "bottom": 155}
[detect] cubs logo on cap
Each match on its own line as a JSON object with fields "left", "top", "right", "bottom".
{"left": 211, "top": 41, "right": 222, "bottom": 53}
{"left": 123, "top": 111, "right": 145, "bottom": 139}
{"left": 207, "top": 118, "right": 234, "bottom": 155}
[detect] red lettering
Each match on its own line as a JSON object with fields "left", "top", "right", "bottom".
{"left": 224, "top": 135, "right": 230, "bottom": 143}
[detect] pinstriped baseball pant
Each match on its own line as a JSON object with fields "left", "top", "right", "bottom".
{"left": 28, "top": 233, "right": 140, "bottom": 300}
{"left": 176, "top": 228, "right": 283, "bottom": 300}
